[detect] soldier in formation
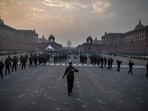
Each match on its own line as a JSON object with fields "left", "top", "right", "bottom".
{"left": 107, "top": 58, "right": 112, "bottom": 70}
{"left": 80, "top": 55, "right": 87, "bottom": 64}
{"left": 5, "top": 57, "right": 11, "bottom": 75}
{"left": 117, "top": 59, "right": 122, "bottom": 72}
{"left": 53, "top": 54, "right": 68, "bottom": 63}
{"left": 29, "top": 56, "right": 33, "bottom": 68}
{"left": 0, "top": 61, "right": 4, "bottom": 79}
{"left": 11, "top": 56, "right": 18, "bottom": 72}
{"left": 128, "top": 60, "right": 134, "bottom": 74}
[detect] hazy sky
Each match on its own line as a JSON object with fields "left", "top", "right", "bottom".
{"left": 0, "top": 0, "right": 148, "bottom": 46}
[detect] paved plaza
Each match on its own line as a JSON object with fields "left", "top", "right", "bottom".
{"left": 0, "top": 55, "right": 148, "bottom": 111}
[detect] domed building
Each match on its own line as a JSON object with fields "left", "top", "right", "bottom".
{"left": 86, "top": 36, "right": 93, "bottom": 44}
{"left": 46, "top": 34, "right": 63, "bottom": 50}
{"left": 48, "top": 34, "right": 55, "bottom": 42}
{"left": 124, "top": 20, "right": 148, "bottom": 45}
{"left": 134, "top": 20, "right": 144, "bottom": 30}
{"left": 66, "top": 40, "right": 72, "bottom": 48}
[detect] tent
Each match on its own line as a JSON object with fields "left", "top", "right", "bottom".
{"left": 46, "top": 44, "right": 54, "bottom": 50}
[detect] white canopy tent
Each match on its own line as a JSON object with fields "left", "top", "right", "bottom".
{"left": 46, "top": 44, "right": 54, "bottom": 50}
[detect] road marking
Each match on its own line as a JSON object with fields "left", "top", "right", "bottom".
{"left": 56, "top": 63, "right": 60, "bottom": 66}
{"left": 17, "top": 62, "right": 145, "bottom": 69}
{"left": 89, "top": 64, "right": 93, "bottom": 66}
{"left": 84, "top": 64, "right": 87, "bottom": 66}
{"left": 78, "top": 64, "right": 82, "bottom": 66}
{"left": 61, "top": 63, "right": 65, "bottom": 66}
{"left": 50, "top": 63, "right": 54, "bottom": 65}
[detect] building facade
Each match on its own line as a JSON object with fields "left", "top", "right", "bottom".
{"left": 124, "top": 20, "right": 148, "bottom": 46}
{"left": 0, "top": 18, "right": 40, "bottom": 51}
{"left": 78, "top": 20, "right": 148, "bottom": 55}
{"left": 101, "top": 32, "right": 124, "bottom": 44}
{"left": 0, "top": 18, "right": 38, "bottom": 44}
{"left": 66, "top": 40, "right": 72, "bottom": 48}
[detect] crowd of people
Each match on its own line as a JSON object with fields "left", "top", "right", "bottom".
{"left": 80, "top": 54, "right": 115, "bottom": 70}
{"left": 79, "top": 54, "right": 148, "bottom": 77}
{"left": 0, "top": 52, "right": 71, "bottom": 79}
{"left": 0, "top": 53, "right": 148, "bottom": 79}
{"left": 0, "top": 53, "right": 50, "bottom": 79}
{"left": 53, "top": 54, "right": 68, "bottom": 63}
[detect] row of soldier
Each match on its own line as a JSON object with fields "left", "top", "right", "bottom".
{"left": 79, "top": 54, "right": 143, "bottom": 75}
{"left": 53, "top": 54, "right": 68, "bottom": 63}
{"left": 0, "top": 53, "right": 50, "bottom": 79}
{"left": 80, "top": 54, "right": 114, "bottom": 69}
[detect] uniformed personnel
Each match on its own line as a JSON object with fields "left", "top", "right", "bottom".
{"left": 63, "top": 61, "right": 78, "bottom": 96}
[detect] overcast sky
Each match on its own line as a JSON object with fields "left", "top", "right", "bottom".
{"left": 0, "top": 0, "right": 148, "bottom": 46}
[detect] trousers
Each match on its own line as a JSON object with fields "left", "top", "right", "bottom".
{"left": 67, "top": 76, "right": 74, "bottom": 94}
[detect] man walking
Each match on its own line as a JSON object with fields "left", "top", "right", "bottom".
{"left": 63, "top": 61, "right": 78, "bottom": 96}
{"left": 12, "top": 56, "right": 18, "bottom": 72}
{"left": 117, "top": 59, "right": 122, "bottom": 72}
{"left": 5, "top": 58, "right": 11, "bottom": 75}
{"left": 128, "top": 60, "right": 134, "bottom": 74}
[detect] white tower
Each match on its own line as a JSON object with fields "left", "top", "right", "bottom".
{"left": 67, "top": 40, "right": 72, "bottom": 48}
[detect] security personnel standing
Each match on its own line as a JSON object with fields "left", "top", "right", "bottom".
{"left": 146, "top": 61, "right": 148, "bottom": 78}
{"left": 0, "top": 61, "right": 4, "bottom": 79}
{"left": 63, "top": 61, "right": 78, "bottom": 96}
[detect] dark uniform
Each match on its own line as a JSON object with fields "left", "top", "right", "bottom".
{"left": 107, "top": 58, "right": 111, "bottom": 70}
{"left": 104, "top": 57, "right": 107, "bottom": 67}
{"left": 110, "top": 58, "right": 114, "bottom": 68}
{"left": 146, "top": 62, "right": 148, "bottom": 77}
{"left": 21, "top": 56, "right": 27, "bottom": 70}
{"left": 128, "top": 60, "right": 134, "bottom": 74}
{"left": 12, "top": 56, "right": 18, "bottom": 72}
{"left": 34, "top": 55, "right": 38, "bottom": 67}
{"left": 0, "top": 61, "right": 4, "bottom": 79}
{"left": 63, "top": 62, "right": 78, "bottom": 96}
{"left": 100, "top": 57, "right": 104, "bottom": 68}
{"left": 5, "top": 58, "right": 11, "bottom": 75}
{"left": 29, "top": 56, "right": 33, "bottom": 68}
{"left": 117, "top": 59, "right": 122, "bottom": 72}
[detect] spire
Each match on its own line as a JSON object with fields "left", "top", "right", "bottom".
{"left": 139, "top": 19, "right": 141, "bottom": 24}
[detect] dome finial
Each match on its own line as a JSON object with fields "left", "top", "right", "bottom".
{"left": 139, "top": 19, "right": 141, "bottom": 24}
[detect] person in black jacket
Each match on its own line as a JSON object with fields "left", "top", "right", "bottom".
{"left": 63, "top": 61, "right": 78, "bottom": 96}
{"left": 146, "top": 61, "right": 148, "bottom": 78}
{"left": 0, "top": 61, "right": 4, "bottom": 79}
{"left": 5, "top": 58, "right": 11, "bottom": 75}
{"left": 128, "top": 60, "right": 134, "bottom": 74}
{"left": 117, "top": 59, "right": 122, "bottom": 72}
{"left": 12, "top": 56, "right": 18, "bottom": 72}
{"left": 21, "top": 56, "right": 27, "bottom": 70}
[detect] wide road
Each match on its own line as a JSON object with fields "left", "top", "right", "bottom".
{"left": 0, "top": 57, "right": 148, "bottom": 111}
